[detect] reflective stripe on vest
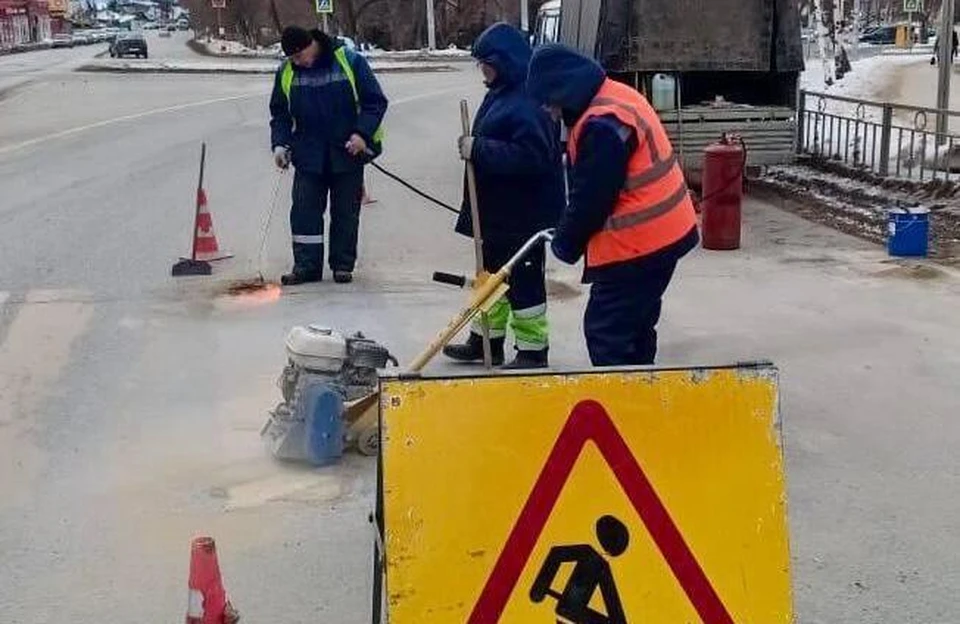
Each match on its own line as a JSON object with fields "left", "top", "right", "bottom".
{"left": 567, "top": 78, "right": 697, "bottom": 267}
{"left": 280, "top": 47, "right": 384, "bottom": 144}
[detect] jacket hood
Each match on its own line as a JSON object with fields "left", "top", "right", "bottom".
{"left": 526, "top": 44, "right": 606, "bottom": 118}
{"left": 310, "top": 29, "right": 338, "bottom": 59}
{"left": 472, "top": 22, "right": 532, "bottom": 87}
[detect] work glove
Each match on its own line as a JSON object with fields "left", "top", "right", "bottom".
{"left": 458, "top": 135, "right": 475, "bottom": 161}
{"left": 273, "top": 146, "right": 291, "bottom": 169}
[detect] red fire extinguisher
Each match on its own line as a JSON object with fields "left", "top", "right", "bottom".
{"left": 700, "top": 134, "right": 746, "bottom": 250}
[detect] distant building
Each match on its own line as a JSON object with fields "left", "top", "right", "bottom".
{"left": 47, "top": 0, "right": 68, "bottom": 34}
{"left": 0, "top": 0, "right": 51, "bottom": 49}
{"left": 117, "top": 0, "right": 159, "bottom": 21}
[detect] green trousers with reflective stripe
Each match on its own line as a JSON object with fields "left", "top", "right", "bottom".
{"left": 471, "top": 299, "right": 549, "bottom": 351}
{"left": 468, "top": 241, "right": 549, "bottom": 351}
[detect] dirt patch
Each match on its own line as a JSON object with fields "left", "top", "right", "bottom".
{"left": 779, "top": 255, "right": 837, "bottom": 265}
{"left": 224, "top": 277, "right": 274, "bottom": 296}
{"left": 186, "top": 37, "right": 217, "bottom": 57}
{"left": 872, "top": 262, "right": 947, "bottom": 280}
{"left": 756, "top": 161, "right": 960, "bottom": 262}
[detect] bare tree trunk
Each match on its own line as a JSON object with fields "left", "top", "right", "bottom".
{"left": 814, "top": 0, "right": 837, "bottom": 85}
{"left": 269, "top": 0, "right": 283, "bottom": 32}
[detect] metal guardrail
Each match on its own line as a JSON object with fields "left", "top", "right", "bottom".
{"left": 798, "top": 89, "right": 960, "bottom": 181}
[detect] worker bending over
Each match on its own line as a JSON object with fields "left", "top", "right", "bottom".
{"left": 527, "top": 44, "right": 698, "bottom": 366}
{"left": 270, "top": 26, "right": 388, "bottom": 285}
{"left": 443, "top": 23, "right": 565, "bottom": 369}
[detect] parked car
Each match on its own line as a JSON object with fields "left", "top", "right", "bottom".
{"left": 859, "top": 25, "right": 897, "bottom": 44}
{"left": 158, "top": 28, "right": 171, "bottom": 38}
{"left": 72, "top": 32, "right": 91, "bottom": 45}
{"left": 165, "top": 24, "right": 177, "bottom": 32}
{"left": 142, "top": 22, "right": 159, "bottom": 30}
{"left": 177, "top": 20, "right": 190, "bottom": 31}
{"left": 109, "top": 32, "right": 148, "bottom": 58}
{"left": 51, "top": 33, "right": 74, "bottom": 48}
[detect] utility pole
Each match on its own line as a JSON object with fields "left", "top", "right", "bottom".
{"left": 937, "top": 0, "right": 954, "bottom": 143}
{"left": 426, "top": 0, "right": 436, "bottom": 49}
{"left": 520, "top": 0, "right": 529, "bottom": 33}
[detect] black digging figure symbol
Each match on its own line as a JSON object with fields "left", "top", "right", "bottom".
{"left": 529, "top": 515, "right": 629, "bottom": 624}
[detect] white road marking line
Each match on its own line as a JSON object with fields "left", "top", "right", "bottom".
{"left": 0, "top": 91, "right": 265, "bottom": 155}
{"left": 0, "top": 85, "right": 465, "bottom": 156}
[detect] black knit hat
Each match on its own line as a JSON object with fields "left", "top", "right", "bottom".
{"left": 281, "top": 26, "right": 313, "bottom": 57}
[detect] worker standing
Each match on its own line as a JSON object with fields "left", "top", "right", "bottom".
{"left": 442, "top": 22, "right": 565, "bottom": 369}
{"left": 526, "top": 44, "right": 699, "bottom": 366}
{"left": 270, "top": 26, "right": 388, "bottom": 285}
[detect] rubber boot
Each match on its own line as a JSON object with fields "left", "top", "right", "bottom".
{"left": 502, "top": 348, "right": 549, "bottom": 370}
{"left": 442, "top": 333, "right": 505, "bottom": 365}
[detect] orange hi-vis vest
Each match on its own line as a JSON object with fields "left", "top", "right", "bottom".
{"left": 568, "top": 78, "right": 697, "bottom": 268}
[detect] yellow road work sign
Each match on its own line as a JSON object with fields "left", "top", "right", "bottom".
{"left": 379, "top": 365, "right": 791, "bottom": 623}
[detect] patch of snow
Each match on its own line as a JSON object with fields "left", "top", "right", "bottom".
{"left": 196, "top": 38, "right": 473, "bottom": 62}
{"left": 797, "top": 54, "right": 956, "bottom": 179}
{"left": 801, "top": 53, "right": 920, "bottom": 100}
{"left": 365, "top": 46, "right": 472, "bottom": 59}
{"left": 199, "top": 37, "right": 282, "bottom": 59}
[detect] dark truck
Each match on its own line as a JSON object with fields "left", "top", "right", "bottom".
{"left": 535, "top": 0, "right": 804, "bottom": 172}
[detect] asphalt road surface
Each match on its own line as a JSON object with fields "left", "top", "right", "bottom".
{"left": 2, "top": 36, "right": 960, "bottom": 623}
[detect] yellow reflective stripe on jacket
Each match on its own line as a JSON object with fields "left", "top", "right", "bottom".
{"left": 334, "top": 47, "right": 359, "bottom": 103}
{"left": 279, "top": 49, "right": 383, "bottom": 143}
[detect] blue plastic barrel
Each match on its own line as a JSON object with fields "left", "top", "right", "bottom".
{"left": 301, "top": 384, "right": 344, "bottom": 466}
{"left": 887, "top": 208, "right": 929, "bottom": 258}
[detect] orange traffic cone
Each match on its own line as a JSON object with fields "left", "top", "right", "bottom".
{"left": 172, "top": 143, "right": 232, "bottom": 277}
{"left": 185, "top": 537, "right": 240, "bottom": 624}
{"left": 193, "top": 188, "right": 232, "bottom": 261}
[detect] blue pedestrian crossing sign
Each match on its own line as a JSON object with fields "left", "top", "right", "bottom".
{"left": 316, "top": 0, "right": 333, "bottom": 14}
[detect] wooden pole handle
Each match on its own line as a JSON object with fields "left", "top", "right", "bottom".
{"left": 459, "top": 100, "right": 493, "bottom": 369}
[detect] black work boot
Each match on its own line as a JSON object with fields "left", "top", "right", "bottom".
{"left": 442, "top": 333, "right": 505, "bottom": 365}
{"left": 280, "top": 268, "right": 322, "bottom": 286}
{"left": 502, "top": 348, "right": 549, "bottom": 370}
{"left": 333, "top": 270, "right": 353, "bottom": 284}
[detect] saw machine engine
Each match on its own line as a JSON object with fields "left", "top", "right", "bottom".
{"left": 261, "top": 325, "right": 396, "bottom": 465}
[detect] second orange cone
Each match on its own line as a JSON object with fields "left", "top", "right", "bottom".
{"left": 186, "top": 536, "right": 240, "bottom": 624}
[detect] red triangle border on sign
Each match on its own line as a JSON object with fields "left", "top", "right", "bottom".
{"left": 467, "top": 400, "right": 735, "bottom": 624}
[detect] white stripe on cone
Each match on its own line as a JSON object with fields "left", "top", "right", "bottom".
{"left": 186, "top": 588, "right": 204, "bottom": 618}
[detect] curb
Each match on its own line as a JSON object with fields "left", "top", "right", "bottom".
{"left": 75, "top": 62, "right": 458, "bottom": 75}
